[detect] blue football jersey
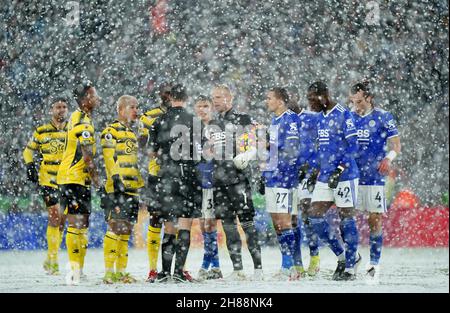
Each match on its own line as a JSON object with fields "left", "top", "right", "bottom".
{"left": 317, "top": 104, "right": 359, "bottom": 183}
{"left": 263, "top": 110, "right": 300, "bottom": 188}
{"left": 298, "top": 109, "right": 319, "bottom": 174}
{"left": 352, "top": 108, "right": 399, "bottom": 186}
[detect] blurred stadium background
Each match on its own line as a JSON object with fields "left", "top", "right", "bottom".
{"left": 0, "top": 0, "right": 448, "bottom": 249}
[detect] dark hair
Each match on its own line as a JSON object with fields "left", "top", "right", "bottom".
{"left": 351, "top": 80, "right": 374, "bottom": 107}
{"left": 73, "top": 80, "right": 94, "bottom": 106}
{"left": 51, "top": 97, "right": 69, "bottom": 106}
{"left": 195, "top": 95, "right": 212, "bottom": 104}
{"left": 270, "top": 87, "right": 290, "bottom": 104}
{"left": 351, "top": 80, "right": 372, "bottom": 97}
{"left": 308, "top": 81, "right": 329, "bottom": 96}
{"left": 288, "top": 101, "right": 302, "bottom": 114}
{"left": 159, "top": 81, "right": 173, "bottom": 95}
{"left": 170, "top": 83, "right": 188, "bottom": 101}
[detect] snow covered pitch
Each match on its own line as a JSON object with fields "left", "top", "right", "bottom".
{"left": 0, "top": 247, "right": 448, "bottom": 293}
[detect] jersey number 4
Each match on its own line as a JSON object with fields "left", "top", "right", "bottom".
{"left": 375, "top": 192, "right": 382, "bottom": 202}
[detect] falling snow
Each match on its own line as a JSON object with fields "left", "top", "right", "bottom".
{"left": 0, "top": 0, "right": 448, "bottom": 293}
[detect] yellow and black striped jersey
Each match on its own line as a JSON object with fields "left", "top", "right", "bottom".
{"left": 23, "top": 121, "right": 68, "bottom": 188}
{"left": 101, "top": 120, "right": 144, "bottom": 196}
{"left": 139, "top": 106, "right": 166, "bottom": 176}
{"left": 57, "top": 109, "right": 96, "bottom": 187}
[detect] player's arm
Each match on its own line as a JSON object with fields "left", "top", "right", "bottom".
{"left": 379, "top": 113, "right": 401, "bottom": 175}
{"left": 298, "top": 136, "right": 316, "bottom": 181}
{"left": 147, "top": 117, "right": 161, "bottom": 166}
{"left": 23, "top": 129, "right": 40, "bottom": 184}
{"left": 101, "top": 128, "right": 123, "bottom": 192}
{"left": 329, "top": 113, "right": 358, "bottom": 188}
{"left": 76, "top": 124, "right": 100, "bottom": 188}
{"left": 81, "top": 145, "right": 99, "bottom": 188}
{"left": 232, "top": 117, "right": 258, "bottom": 170}
{"left": 306, "top": 140, "right": 320, "bottom": 192}
{"left": 138, "top": 115, "right": 151, "bottom": 148}
{"left": 278, "top": 121, "right": 300, "bottom": 172}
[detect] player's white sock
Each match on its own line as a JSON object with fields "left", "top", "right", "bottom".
{"left": 65, "top": 262, "right": 80, "bottom": 286}
{"left": 252, "top": 269, "right": 264, "bottom": 281}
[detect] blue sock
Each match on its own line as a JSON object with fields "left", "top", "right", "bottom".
{"left": 340, "top": 218, "right": 359, "bottom": 269}
{"left": 293, "top": 225, "right": 303, "bottom": 267}
{"left": 209, "top": 231, "right": 220, "bottom": 268}
{"left": 201, "top": 232, "right": 212, "bottom": 270}
{"left": 369, "top": 232, "right": 383, "bottom": 265}
{"left": 278, "top": 229, "right": 295, "bottom": 269}
{"left": 277, "top": 234, "right": 289, "bottom": 268}
{"left": 304, "top": 218, "right": 320, "bottom": 256}
{"left": 309, "top": 217, "right": 344, "bottom": 258}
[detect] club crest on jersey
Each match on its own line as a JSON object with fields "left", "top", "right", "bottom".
{"left": 346, "top": 119, "right": 355, "bottom": 130}
{"left": 369, "top": 120, "right": 376, "bottom": 127}
{"left": 328, "top": 120, "right": 334, "bottom": 127}
{"left": 289, "top": 122, "right": 298, "bottom": 133}
{"left": 387, "top": 119, "right": 396, "bottom": 129}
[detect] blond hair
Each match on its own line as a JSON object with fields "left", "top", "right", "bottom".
{"left": 116, "top": 95, "right": 138, "bottom": 111}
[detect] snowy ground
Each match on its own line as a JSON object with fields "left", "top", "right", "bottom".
{"left": 0, "top": 247, "right": 448, "bottom": 293}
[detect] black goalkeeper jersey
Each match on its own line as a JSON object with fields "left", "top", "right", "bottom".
{"left": 208, "top": 108, "right": 256, "bottom": 187}
{"left": 148, "top": 106, "right": 199, "bottom": 179}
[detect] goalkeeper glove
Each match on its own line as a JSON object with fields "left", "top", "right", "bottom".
{"left": 328, "top": 165, "right": 345, "bottom": 189}
{"left": 26, "top": 163, "right": 39, "bottom": 184}
{"left": 233, "top": 148, "right": 257, "bottom": 170}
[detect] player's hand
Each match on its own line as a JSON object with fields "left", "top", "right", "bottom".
{"left": 298, "top": 163, "right": 309, "bottom": 182}
{"left": 307, "top": 168, "right": 319, "bottom": 193}
{"left": 26, "top": 163, "right": 39, "bottom": 184}
{"left": 378, "top": 158, "right": 391, "bottom": 176}
{"left": 258, "top": 176, "right": 266, "bottom": 195}
{"left": 328, "top": 166, "right": 345, "bottom": 189}
{"left": 112, "top": 174, "right": 125, "bottom": 208}
{"left": 112, "top": 174, "right": 126, "bottom": 193}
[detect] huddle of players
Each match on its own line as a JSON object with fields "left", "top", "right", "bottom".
{"left": 257, "top": 81, "right": 400, "bottom": 282}
{"left": 22, "top": 79, "right": 400, "bottom": 284}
